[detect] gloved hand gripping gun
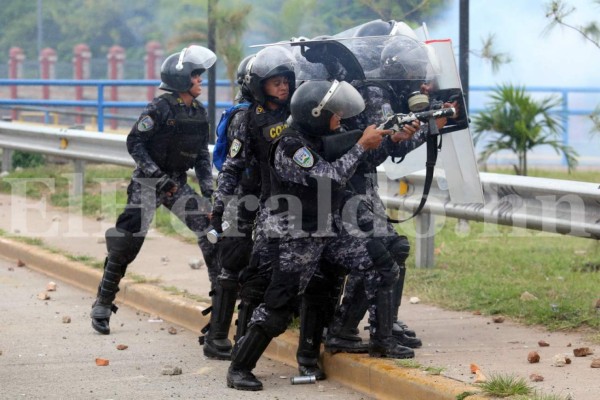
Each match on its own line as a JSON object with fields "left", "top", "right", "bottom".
{"left": 377, "top": 107, "right": 456, "bottom": 134}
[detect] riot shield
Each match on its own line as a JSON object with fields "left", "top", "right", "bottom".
{"left": 381, "top": 39, "right": 484, "bottom": 204}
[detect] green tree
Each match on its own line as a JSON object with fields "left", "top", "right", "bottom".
{"left": 170, "top": 0, "right": 251, "bottom": 100}
{"left": 472, "top": 84, "right": 578, "bottom": 176}
{"left": 544, "top": 0, "right": 600, "bottom": 136}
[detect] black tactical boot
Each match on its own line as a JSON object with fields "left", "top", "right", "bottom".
{"left": 324, "top": 281, "right": 369, "bottom": 354}
{"left": 201, "top": 279, "right": 238, "bottom": 360}
{"left": 90, "top": 258, "right": 123, "bottom": 335}
{"left": 369, "top": 284, "right": 415, "bottom": 359}
{"left": 391, "top": 265, "right": 418, "bottom": 339}
{"left": 227, "top": 326, "right": 271, "bottom": 391}
{"left": 296, "top": 295, "right": 326, "bottom": 380}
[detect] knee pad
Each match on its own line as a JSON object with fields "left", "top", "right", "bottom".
{"left": 366, "top": 239, "right": 399, "bottom": 287}
{"left": 256, "top": 308, "right": 291, "bottom": 338}
{"left": 239, "top": 276, "right": 269, "bottom": 304}
{"left": 105, "top": 227, "right": 144, "bottom": 265}
{"left": 216, "top": 236, "right": 253, "bottom": 274}
{"left": 386, "top": 235, "right": 410, "bottom": 266}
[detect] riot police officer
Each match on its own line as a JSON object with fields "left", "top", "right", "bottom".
{"left": 201, "top": 54, "right": 259, "bottom": 360}
{"left": 226, "top": 80, "right": 413, "bottom": 392}
{"left": 90, "top": 45, "right": 217, "bottom": 335}
{"left": 326, "top": 33, "right": 454, "bottom": 352}
{"left": 204, "top": 46, "right": 295, "bottom": 358}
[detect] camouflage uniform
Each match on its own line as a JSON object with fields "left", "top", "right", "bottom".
{"left": 89, "top": 92, "right": 217, "bottom": 336}
{"left": 118, "top": 92, "right": 215, "bottom": 277}
{"left": 327, "top": 82, "right": 427, "bottom": 351}
{"left": 209, "top": 103, "right": 289, "bottom": 351}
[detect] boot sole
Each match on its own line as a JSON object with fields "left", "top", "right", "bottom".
{"left": 91, "top": 319, "right": 110, "bottom": 335}
{"left": 369, "top": 351, "right": 415, "bottom": 359}
{"left": 324, "top": 346, "right": 368, "bottom": 354}
{"left": 226, "top": 378, "right": 263, "bottom": 391}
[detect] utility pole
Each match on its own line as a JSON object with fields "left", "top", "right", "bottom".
{"left": 37, "top": 0, "right": 43, "bottom": 58}
{"left": 207, "top": 0, "right": 217, "bottom": 144}
{"left": 459, "top": 0, "right": 469, "bottom": 109}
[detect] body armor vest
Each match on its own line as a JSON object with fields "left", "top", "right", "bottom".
{"left": 147, "top": 93, "right": 209, "bottom": 173}
{"left": 269, "top": 128, "right": 346, "bottom": 233}
{"left": 248, "top": 104, "right": 288, "bottom": 202}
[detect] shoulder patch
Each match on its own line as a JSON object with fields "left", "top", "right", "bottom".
{"left": 229, "top": 138, "right": 242, "bottom": 158}
{"left": 137, "top": 115, "right": 154, "bottom": 132}
{"left": 256, "top": 105, "right": 265, "bottom": 114}
{"left": 292, "top": 147, "right": 315, "bottom": 168}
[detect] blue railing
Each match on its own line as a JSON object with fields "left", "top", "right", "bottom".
{"left": 0, "top": 79, "right": 232, "bottom": 132}
{"left": 0, "top": 80, "right": 598, "bottom": 166}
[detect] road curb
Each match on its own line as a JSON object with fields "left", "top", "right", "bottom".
{"left": 0, "top": 236, "right": 486, "bottom": 400}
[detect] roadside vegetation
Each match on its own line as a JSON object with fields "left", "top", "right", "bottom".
{"left": 0, "top": 162, "right": 599, "bottom": 336}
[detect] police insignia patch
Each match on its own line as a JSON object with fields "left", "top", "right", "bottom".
{"left": 292, "top": 147, "right": 314, "bottom": 168}
{"left": 229, "top": 139, "right": 242, "bottom": 158}
{"left": 137, "top": 115, "right": 154, "bottom": 132}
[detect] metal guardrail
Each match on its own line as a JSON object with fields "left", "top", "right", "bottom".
{"left": 378, "top": 169, "right": 600, "bottom": 266}
{"left": 1, "top": 121, "right": 598, "bottom": 267}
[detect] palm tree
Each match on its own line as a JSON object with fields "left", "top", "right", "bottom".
{"left": 472, "top": 84, "right": 578, "bottom": 176}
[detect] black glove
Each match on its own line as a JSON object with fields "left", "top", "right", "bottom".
{"left": 210, "top": 212, "right": 223, "bottom": 234}
{"left": 156, "top": 174, "right": 178, "bottom": 195}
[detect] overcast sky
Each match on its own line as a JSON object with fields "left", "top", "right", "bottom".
{"left": 427, "top": 0, "right": 600, "bottom": 89}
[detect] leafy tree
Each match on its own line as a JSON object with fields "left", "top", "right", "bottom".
{"left": 544, "top": 0, "right": 600, "bottom": 136}
{"left": 472, "top": 85, "right": 578, "bottom": 176}
{"left": 170, "top": 0, "right": 252, "bottom": 99}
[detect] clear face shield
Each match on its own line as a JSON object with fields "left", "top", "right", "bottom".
{"left": 176, "top": 45, "right": 217, "bottom": 72}
{"left": 247, "top": 46, "right": 295, "bottom": 79}
{"left": 311, "top": 80, "right": 365, "bottom": 119}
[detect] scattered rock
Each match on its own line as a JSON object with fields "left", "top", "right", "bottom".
{"left": 595, "top": 299, "right": 600, "bottom": 309}
{"left": 527, "top": 351, "right": 540, "bottom": 363}
{"left": 188, "top": 258, "right": 203, "bottom": 270}
{"left": 46, "top": 282, "right": 57, "bottom": 291}
{"left": 470, "top": 363, "right": 480, "bottom": 374}
{"left": 529, "top": 373, "right": 544, "bottom": 382}
{"left": 0, "top": 350, "right": 3, "bottom": 356}
{"left": 409, "top": 297, "right": 420, "bottom": 304}
{"left": 573, "top": 347, "right": 593, "bottom": 357}
{"left": 161, "top": 365, "right": 182, "bottom": 375}
{"left": 590, "top": 358, "right": 600, "bottom": 368}
{"left": 168, "top": 327, "right": 177, "bottom": 335}
{"left": 95, "top": 215, "right": 105, "bottom": 221}
{"left": 62, "top": 316, "right": 71, "bottom": 323}
{"left": 538, "top": 340, "right": 550, "bottom": 347}
{"left": 160, "top": 256, "right": 169, "bottom": 265}
{"left": 37, "top": 292, "right": 50, "bottom": 300}
{"left": 520, "top": 291, "right": 538, "bottom": 301}
{"left": 116, "top": 344, "right": 128, "bottom": 350}
{"left": 492, "top": 316, "right": 505, "bottom": 323}
{"left": 95, "top": 358, "right": 109, "bottom": 366}
{"left": 52, "top": 216, "right": 61, "bottom": 222}
{"left": 551, "top": 354, "right": 568, "bottom": 367}
{"left": 474, "top": 369, "right": 487, "bottom": 383}
{"left": 472, "top": 310, "right": 481, "bottom": 315}
{"left": 17, "top": 259, "right": 25, "bottom": 267}
{"left": 8, "top": 267, "right": 14, "bottom": 271}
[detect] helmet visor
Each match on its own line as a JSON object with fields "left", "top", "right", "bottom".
{"left": 312, "top": 80, "right": 365, "bottom": 119}
{"left": 176, "top": 45, "right": 217, "bottom": 71}
{"left": 251, "top": 46, "right": 295, "bottom": 79}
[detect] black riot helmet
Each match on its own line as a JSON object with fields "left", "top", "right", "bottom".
{"left": 159, "top": 45, "right": 217, "bottom": 92}
{"left": 290, "top": 80, "right": 365, "bottom": 135}
{"left": 235, "top": 54, "right": 255, "bottom": 103}
{"left": 380, "top": 36, "right": 435, "bottom": 111}
{"left": 245, "top": 45, "right": 296, "bottom": 106}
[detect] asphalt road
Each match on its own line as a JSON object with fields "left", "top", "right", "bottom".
{"left": 0, "top": 258, "right": 372, "bottom": 400}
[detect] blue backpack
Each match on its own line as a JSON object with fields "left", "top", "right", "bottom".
{"left": 213, "top": 102, "right": 250, "bottom": 171}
